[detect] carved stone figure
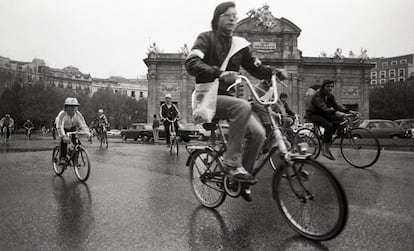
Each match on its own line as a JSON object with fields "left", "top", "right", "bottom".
{"left": 333, "top": 48, "right": 344, "bottom": 59}
{"left": 359, "top": 48, "right": 369, "bottom": 62}
{"left": 249, "top": 4, "right": 275, "bottom": 30}
{"left": 180, "top": 44, "right": 189, "bottom": 56}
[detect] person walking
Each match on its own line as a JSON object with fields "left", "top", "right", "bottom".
{"left": 152, "top": 114, "right": 160, "bottom": 143}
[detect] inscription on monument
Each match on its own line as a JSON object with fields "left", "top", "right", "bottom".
{"left": 160, "top": 82, "right": 179, "bottom": 93}
{"left": 253, "top": 41, "right": 277, "bottom": 51}
{"left": 342, "top": 86, "right": 360, "bottom": 97}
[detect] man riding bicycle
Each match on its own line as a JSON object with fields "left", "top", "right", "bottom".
{"left": 160, "top": 93, "right": 180, "bottom": 146}
{"left": 96, "top": 109, "right": 110, "bottom": 137}
{"left": 55, "top": 98, "right": 90, "bottom": 165}
{"left": 0, "top": 114, "right": 14, "bottom": 141}
{"left": 185, "top": 1, "right": 287, "bottom": 201}
{"left": 23, "top": 119, "right": 35, "bottom": 138}
{"left": 306, "top": 79, "right": 357, "bottom": 160}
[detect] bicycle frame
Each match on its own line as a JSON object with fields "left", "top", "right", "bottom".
{"left": 166, "top": 118, "right": 178, "bottom": 140}
{"left": 310, "top": 113, "right": 361, "bottom": 146}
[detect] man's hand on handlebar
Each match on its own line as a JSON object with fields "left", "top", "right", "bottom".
{"left": 335, "top": 111, "right": 347, "bottom": 117}
{"left": 273, "top": 69, "right": 288, "bottom": 81}
{"left": 219, "top": 71, "right": 239, "bottom": 84}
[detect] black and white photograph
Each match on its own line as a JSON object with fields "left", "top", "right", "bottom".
{"left": 1, "top": 0, "right": 413, "bottom": 250}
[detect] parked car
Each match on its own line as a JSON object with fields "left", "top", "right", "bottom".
{"left": 121, "top": 123, "right": 155, "bottom": 141}
{"left": 121, "top": 122, "right": 199, "bottom": 142}
{"left": 394, "top": 119, "right": 414, "bottom": 138}
{"left": 107, "top": 129, "right": 121, "bottom": 136}
{"left": 358, "top": 119, "right": 410, "bottom": 138}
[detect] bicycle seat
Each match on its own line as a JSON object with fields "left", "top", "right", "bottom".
{"left": 202, "top": 119, "right": 221, "bottom": 131}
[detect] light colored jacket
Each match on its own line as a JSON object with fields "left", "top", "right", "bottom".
{"left": 55, "top": 110, "right": 89, "bottom": 137}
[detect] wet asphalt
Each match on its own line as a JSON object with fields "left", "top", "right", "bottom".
{"left": 0, "top": 135, "right": 413, "bottom": 250}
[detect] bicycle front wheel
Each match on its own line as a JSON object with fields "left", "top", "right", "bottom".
{"left": 294, "top": 128, "right": 321, "bottom": 159}
{"left": 340, "top": 127, "right": 381, "bottom": 168}
{"left": 52, "top": 146, "right": 65, "bottom": 175}
{"left": 189, "top": 149, "right": 226, "bottom": 208}
{"left": 104, "top": 131, "right": 108, "bottom": 148}
{"left": 273, "top": 158, "right": 348, "bottom": 241}
{"left": 74, "top": 147, "right": 91, "bottom": 182}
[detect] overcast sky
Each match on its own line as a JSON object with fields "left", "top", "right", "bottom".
{"left": 1, "top": 0, "right": 413, "bottom": 78}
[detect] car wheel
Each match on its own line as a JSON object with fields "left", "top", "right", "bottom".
{"left": 183, "top": 138, "right": 190, "bottom": 143}
{"left": 391, "top": 135, "right": 401, "bottom": 139}
{"left": 198, "top": 134, "right": 206, "bottom": 141}
{"left": 142, "top": 135, "right": 149, "bottom": 142}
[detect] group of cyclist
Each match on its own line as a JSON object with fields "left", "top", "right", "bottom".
{"left": 1, "top": 2, "right": 358, "bottom": 203}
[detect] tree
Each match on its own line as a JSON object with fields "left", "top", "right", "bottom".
{"left": 370, "top": 82, "right": 414, "bottom": 119}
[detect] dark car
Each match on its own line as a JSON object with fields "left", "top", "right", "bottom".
{"left": 121, "top": 123, "right": 199, "bottom": 142}
{"left": 358, "top": 119, "right": 410, "bottom": 138}
{"left": 394, "top": 119, "right": 414, "bottom": 138}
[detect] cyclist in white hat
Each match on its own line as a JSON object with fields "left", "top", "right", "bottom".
{"left": 55, "top": 97, "right": 90, "bottom": 164}
{"left": 160, "top": 93, "right": 180, "bottom": 146}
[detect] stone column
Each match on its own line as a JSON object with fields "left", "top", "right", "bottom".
{"left": 146, "top": 63, "right": 157, "bottom": 123}
{"left": 180, "top": 60, "right": 188, "bottom": 123}
{"left": 335, "top": 66, "right": 342, "bottom": 104}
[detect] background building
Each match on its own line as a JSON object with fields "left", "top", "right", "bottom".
{"left": 0, "top": 56, "right": 148, "bottom": 99}
{"left": 144, "top": 4, "right": 373, "bottom": 123}
{"left": 369, "top": 54, "right": 414, "bottom": 87}
{"left": 0, "top": 56, "right": 46, "bottom": 95}
{"left": 91, "top": 76, "right": 148, "bottom": 100}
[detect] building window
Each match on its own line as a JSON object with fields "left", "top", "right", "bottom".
{"left": 391, "top": 61, "right": 397, "bottom": 65}
{"left": 380, "top": 71, "right": 386, "bottom": 78}
{"left": 67, "top": 82, "right": 72, "bottom": 88}
{"left": 373, "top": 62, "right": 377, "bottom": 68}
{"left": 389, "top": 78, "right": 396, "bottom": 83}
{"left": 59, "top": 81, "right": 63, "bottom": 88}
{"left": 398, "top": 77, "right": 405, "bottom": 82}
{"left": 381, "top": 62, "right": 388, "bottom": 67}
{"left": 400, "top": 59, "right": 407, "bottom": 64}
{"left": 389, "top": 69, "right": 395, "bottom": 78}
{"left": 371, "top": 71, "right": 377, "bottom": 79}
{"left": 370, "top": 80, "right": 377, "bottom": 85}
{"left": 380, "top": 79, "right": 386, "bottom": 84}
{"left": 398, "top": 68, "right": 405, "bottom": 76}
{"left": 123, "top": 90, "right": 127, "bottom": 95}
{"left": 139, "top": 91, "right": 143, "bottom": 98}
{"left": 131, "top": 91, "right": 135, "bottom": 97}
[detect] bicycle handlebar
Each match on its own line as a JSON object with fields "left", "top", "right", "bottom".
{"left": 66, "top": 131, "right": 90, "bottom": 136}
{"left": 164, "top": 118, "right": 178, "bottom": 123}
{"left": 226, "top": 75, "right": 288, "bottom": 106}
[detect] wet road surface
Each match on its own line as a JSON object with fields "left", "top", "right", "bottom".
{"left": 0, "top": 137, "right": 413, "bottom": 250}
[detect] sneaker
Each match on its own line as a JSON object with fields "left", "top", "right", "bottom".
{"left": 226, "top": 165, "right": 257, "bottom": 184}
{"left": 59, "top": 157, "right": 67, "bottom": 165}
{"left": 322, "top": 150, "right": 336, "bottom": 160}
{"left": 240, "top": 188, "right": 253, "bottom": 202}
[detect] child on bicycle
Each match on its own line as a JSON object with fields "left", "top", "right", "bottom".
{"left": 55, "top": 98, "right": 90, "bottom": 165}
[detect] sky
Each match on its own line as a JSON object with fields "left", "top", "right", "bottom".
{"left": 1, "top": 0, "right": 413, "bottom": 79}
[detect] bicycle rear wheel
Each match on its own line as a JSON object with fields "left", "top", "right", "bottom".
{"left": 294, "top": 128, "right": 321, "bottom": 158}
{"left": 189, "top": 149, "right": 226, "bottom": 208}
{"left": 52, "top": 146, "right": 65, "bottom": 175}
{"left": 340, "top": 127, "right": 381, "bottom": 168}
{"left": 273, "top": 158, "right": 348, "bottom": 241}
{"left": 74, "top": 147, "right": 91, "bottom": 182}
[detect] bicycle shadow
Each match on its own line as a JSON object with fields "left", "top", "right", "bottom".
{"left": 188, "top": 206, "right": 330, "bottom": 250}
{"left": 279, "top": 235, "right": 330, "bottom": 251}
{"left": 52, "top": 176, "right": 94, "bottom": 250}
{"left": 335, "top": 167, "right": 382, "bottom": 208}
{"left": 189, "top": 206, "right": 253, "bottom": 250}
